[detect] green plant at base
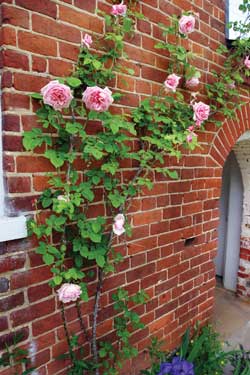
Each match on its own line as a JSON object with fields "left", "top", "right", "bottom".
{"left": 142, "top": 324, "right": 247, "bottom": 375}
{"left": 0, "top": 333, "right": 36, "bottom": 375}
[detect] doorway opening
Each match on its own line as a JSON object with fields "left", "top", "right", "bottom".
{"left": 215, "top": 150, "right": 243, "bottom": 291}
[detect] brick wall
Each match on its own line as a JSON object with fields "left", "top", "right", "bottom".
{"left": 234, "top": 140, "right": 250, "bottom": 298}
{"left": 0, "top": 0, "right": 250, "bottom": 374}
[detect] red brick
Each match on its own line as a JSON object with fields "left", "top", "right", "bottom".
{"left": 1, "top": 71, "right": 12, "bottom": 88}
{"left": 1, "top": 26, "right": 16, "bottom": 46}
{"left": 11, "top": 266, "right": 52, "bottom": 289}
{"left": 11, "top": 298, "right": 55, "bottom": 327}
{"left": 0, "top": 254, "right": 26, "bottom": 274}
{"left": 0, "top": 317, "right": 8, "bottom": 332}
{"left": 2, "top": 50, "right": 29, "bottom": 70}
{"left": 0, "top": 292, "right": 24, "bottom": 312}
{"left": 18, "top": 31, "right": 57, "bottom": 56}
{"left": 133, "top": 209, "right": 162, "bottom": 226}
{"left": 16, "top": 156, "right": 55, "bottom": 173}
{"left": 32, "top": 14, "right": 81, "bottom": 43}
{"left": 59, "top": 5, "right": 103, "bottom": 33}
{"left": 8, "top": 176, "right": 31, "bottom": 193}
{"left": 149, "top": 313, "right": 174, "bottom": 334}
{"left": 127, "top": 263, "right": 155, "bottom": 283}
{"left": 27, "top": 283, "right": 52, "bottom": 303}
{"left": 2, "top": 114, "right": 20, "bottom": 132}
{"left": 157, "top": 254, "right": 180, "bottom": 271}
{"left": 3, "top": 134, "right": 23, "bottom": 152}
{"left": 128, "top": 236, "right": 157, "bottom": 255}
{"left": 0, "top": 327, "right": 29, "bottom": 351}
{"left": 15, "top": 0, "right": 57, "bottom": 18}
{"left": 1, "top": 5, "right": 29, "bottom": 28}
{"left": 59, "top": 42, "right": 80, "bottom": 61}
{"left": 32, "top": 55, "right": 47, "bottom": 73}
{"left": 32, "top": 312, "right": 61, "bottom": 337}
{"left": 48, "top": 58, "right": 73, "bottom": 77}
{"left": 74, "top": 0, "right": 96, "bottom": 12}
{"left": 3, "top": 92, "right": 30, "bottom": 110}
{"left": 14, "top": 73, "right": 49, "bottom": 92}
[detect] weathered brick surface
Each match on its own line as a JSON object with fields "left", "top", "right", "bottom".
{"left": 0, "top": 0, "right": 250, "bottom": 374}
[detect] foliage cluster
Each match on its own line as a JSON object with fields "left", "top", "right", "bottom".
{"left": 142, "top": 324, "right": 250, "bottom": 375}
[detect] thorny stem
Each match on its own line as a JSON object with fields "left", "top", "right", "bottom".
{"left": 76, "top": 300, "right": 90, "bottom": 343}
{"left": 92, "top": 162, "right": 143, "bottom": 375}
{"left": 60, "top": 303, "right": 74, "bottom": 363}
{"left": 92, "top": 267, "right": 104, "bottom": 375}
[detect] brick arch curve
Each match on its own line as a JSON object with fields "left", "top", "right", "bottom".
{"left": 205, "top": 102, "right": 250, "bottom": 297}
{"left": 208, "top": 102, "right": 250, "bottom": 168}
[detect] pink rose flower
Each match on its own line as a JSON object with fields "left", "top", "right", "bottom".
{"left": 192, "top": 101, "right": 210, "bottom": 126}
{"left": 179, "top": 15, "right": 196, "bottom": 34}
{"left": 57, "top": 283, "right": 82, "bottom": 303}
{"left": 113, "top": 214, "right": 125, "bottom": 236}
{"left": 111, "top": 2, "right": 127, "bottom": 16}
{"left": 82, "top": 86, "right": 113, "bottom": 112}
{"left": 82, "top": 33, "right": 93, "bottom": 49}
{"left": 244, "top": 56, "right": 250, "bottom": 69}
{"left": 164, "top": 73, "right": 181, "bottom": 92}
{"left": 41, "top": 80, "right": 73, "bottom": 111}
{"left": 186, "top": 77, "right": 200, "bottom": 89}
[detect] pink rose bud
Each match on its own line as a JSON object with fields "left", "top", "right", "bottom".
{"left": 82, "top": 33, "right": 93, "bottom": 49}
{"left": 188, "top": 125, "right": 194, "bottom": 131}
{"left": 192, "top": 101, "right": 210, "bottom": 126}
{"left": 111, "top": 2, "right": 127, "bottom": 16}
{"left": 57, "top": 283, "right": 82, "bottom": 303}
{"left": 186, "top": 129, "right": 197, "bottom": 143}
{"left": 164, "top": 73, "right": 181, "bottom": 93}
{"left": 41, "top": 80, "right": 73, "bottom": 111}
{"left": 244, "top": 56, "right": 250, "bottom": 69}
{"left": 227, "top": 81, "right": 235, "bottom": 89}
{"left": 186, "top": 77, "right": 200, "bottom": 89}
{"left": 113, "top": 213, "right": 125, "bottom": 236}
{"left": 82, "top": 86, "right": 114, "bottom": 112}
{"left": 179, "top": 14, "right": 196, "bottom": 34}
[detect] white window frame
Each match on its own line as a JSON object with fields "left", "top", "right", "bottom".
{"left": 226, "top": 0, "right": 250, "bottom": 40}
{"left": 0, "top": 80, "right": 27, "bottom": 242}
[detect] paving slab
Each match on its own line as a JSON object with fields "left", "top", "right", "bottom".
{"left": 213, "top": 286, "right": 250, "bottom": 350}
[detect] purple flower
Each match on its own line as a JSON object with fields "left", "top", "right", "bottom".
{"left": 158, "top": 362, "right": 172, "bottom": 375}
{"left": 157, "top": 356, "right": 194, "bottom": 375}
{"left": 171, "top": 356, "right": 194, "bottom": 375}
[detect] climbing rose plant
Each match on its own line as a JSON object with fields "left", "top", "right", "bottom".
{"left": 23, "top": 0, "right": 248, "bottom": 374}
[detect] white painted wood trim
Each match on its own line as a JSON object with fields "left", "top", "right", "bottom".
{"left": 0, "top": 216, "right": 27, "bottom": 242}
{"left": 0, "top": 80, "right": 28, "bottom": 242}
{"left": 226, "top": 0, "right": 250, "bottom": 40}
{"left": 0, "top": 80, "right": 4, "bottom": 217}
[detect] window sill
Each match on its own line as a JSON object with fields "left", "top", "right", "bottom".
{"left": 0, "top": 216, "right": 27, "bottom": 242}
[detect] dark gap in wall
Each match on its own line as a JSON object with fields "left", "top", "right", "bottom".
{"left": 184, "top": 237, "right": 196, "bottom": 247}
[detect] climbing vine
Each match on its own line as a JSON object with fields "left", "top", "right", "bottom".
{"left": 22, "top": 1, "right": 249, "bottom": 374}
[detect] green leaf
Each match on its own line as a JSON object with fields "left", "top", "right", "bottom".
{"left": 30, "top": 92, "right": 43, "bottom": 100}
{"left": 45, "top": 150, "right": 65, "bottom": 168}
{"left": 92, "top": 60, "right": 102, "bottom": 70}
{"left": 96, "top": 254, "right": 105, "bottom": 267}
{"left": 43, "top": 253, "right": 54, "bottom": 265}
{"left": 66, "top": 77, "right": 82, "bottom": 88}
{"left": 53, "top": 275, "right": 63, "bottom": 285}
{"left": 89, "top": 232, "right": 102, "bottom": 243}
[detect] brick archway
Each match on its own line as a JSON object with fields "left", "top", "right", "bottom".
{"left": 208, "top": 103, "right": 250, "bottom": 168}
{"left": 206, "top": 102, "right": 250, "bottom": 297}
